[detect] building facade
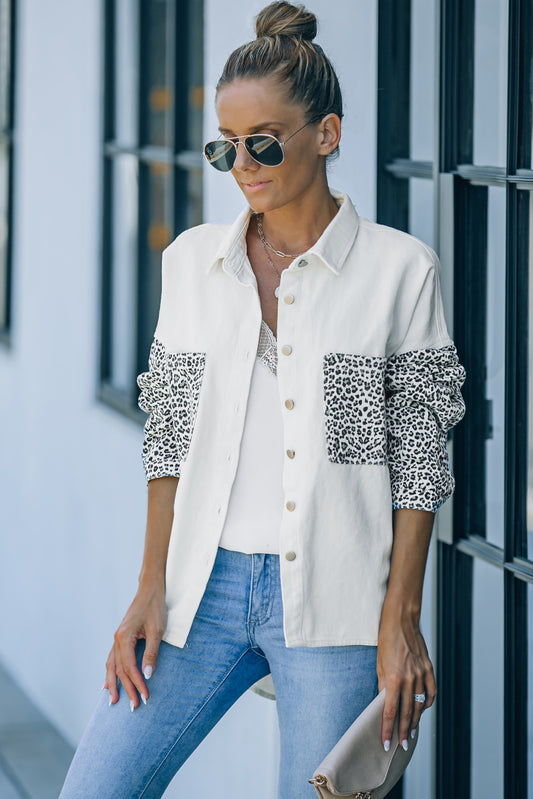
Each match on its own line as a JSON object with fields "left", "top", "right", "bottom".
{"left": 0, "top": 1, "right": 531, "bottom": 797}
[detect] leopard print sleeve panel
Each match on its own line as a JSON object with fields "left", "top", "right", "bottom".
{"left": 384, "top": 343, "right": 466, "bottom": 512}
{"left": 137, "top": 338, "right": 206, "bottom": 483}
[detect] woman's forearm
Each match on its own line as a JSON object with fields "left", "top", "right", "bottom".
{"left": 138, "top": 476, "right": 179, "bottom": 590}
{"left": 383, "top": 508, "right": 434, "bottom": 616}
{"left": 377, "top": 508, "right": 437, "bottom": 747}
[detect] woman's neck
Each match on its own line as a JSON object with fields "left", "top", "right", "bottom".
{"left": 257, "top": 187, "right": 340, "bottom": 256}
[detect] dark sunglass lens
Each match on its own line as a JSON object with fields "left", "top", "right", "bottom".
{"left": 204, "top": 140, "right": 236, "bottom": 172}
{"left": 246, "top": 135, "right": 283, "bottom": 166}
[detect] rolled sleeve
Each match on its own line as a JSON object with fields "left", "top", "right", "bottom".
{"left": 137, "top": 339, "right": 182, "bottom": 482}
{"left": 384, "top": 343, "right": 466, "bottom": 512}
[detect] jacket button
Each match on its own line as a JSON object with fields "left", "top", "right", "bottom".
{"left": 286, "top": 449, "right": 295, "bottom": 459}
{"left": 285, "top": 551, "right": 296, "bottom": 561}
{"left": 284, "top": 399, "right": 294, "bottom": 410}
{"left": 281, "top": 344, "right": 293, "bottom": 356}
{"left": 283, "top": 294, "right": 295, "bottom": 304}
{"left": 286, "top": 501, "right": 296, "bottom": 511}
{"left": 297, "top": 259, "right": 308, "bottom": 267}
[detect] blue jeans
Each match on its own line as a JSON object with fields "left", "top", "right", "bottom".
{"left": 60, "top": 547, "right": 378, "bottom": 799}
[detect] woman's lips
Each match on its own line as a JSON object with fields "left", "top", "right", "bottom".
{"left": 243, "top": 181, "right": 271, "bottom": 192}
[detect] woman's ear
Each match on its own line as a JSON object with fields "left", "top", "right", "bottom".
{"left": 317, "top": 113, "right": 341, "bottom": 156}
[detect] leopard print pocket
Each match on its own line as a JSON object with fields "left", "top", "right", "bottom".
{"left": 323, "top": 353, "right": 387, "bottom": 465}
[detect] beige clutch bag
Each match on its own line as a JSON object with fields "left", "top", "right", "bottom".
{"left": 309, "top": 689, "right": 418, "bottom": 798}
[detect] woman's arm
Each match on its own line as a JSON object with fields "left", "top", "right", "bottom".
{"left": 377, "top": 507, "right": 437, "bottom": 750}
{"left": 105, "top": 475, "right": 179, "bottom": 709}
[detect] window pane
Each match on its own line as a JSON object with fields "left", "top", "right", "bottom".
{"left": 409, "top": 0, "right": 435, "bottom": 162}
{"left": 109, "top": 155, "right": 139, "bottom": 393}
{"left": 408, "top": 178, "right": 434, "bottom": 248}
{"left": 527, "top": 193, "right": 533, "bottom": 560}
{"left": 184, "top": 0, "right": 204, "bottom": 153}
{"left": 0, "top": 141, "right": 9, "bottom": 329}
{"left": 113, "top": 0, "right": 139, "bottom": 147}
{"left": 485, "top": 187, "right": 506, "bottom": 548}
{"left": 140, "top": 0, "right": 173, "bottom": 149}
{"left": 471, "top": 558, "right": 504, "bottom": 799}
{"left": 0, "top": 0, "right": 11, "bottom": 131}
{"left": 529, "top": 583, "right": 533, "bottom": 798}
{"left": 138, "top": 161, "right": 173, "bottom": 363}
{"left": 473, "top": 0, "right": 508, "bottom": 167}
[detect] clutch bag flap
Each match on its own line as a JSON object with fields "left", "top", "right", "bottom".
{"left": 309, "top": 689, "right": 418, "bottom": 798}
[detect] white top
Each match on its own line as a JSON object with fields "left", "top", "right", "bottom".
{"left": 219, "top": 321, "right": 283, "bottom": 554}
{"left": 137, "top": 190, "right": 466, "bottom": 648}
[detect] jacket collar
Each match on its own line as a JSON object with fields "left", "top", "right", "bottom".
{"left": 207, "top": 189, "right": 359, "bottom": 279}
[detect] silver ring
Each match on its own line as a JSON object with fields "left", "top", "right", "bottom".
{"left": 414, "top": 693, "right": 426, "bottom": 704}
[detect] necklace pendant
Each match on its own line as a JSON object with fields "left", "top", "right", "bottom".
{"left": 274, "top": 286, "right": 280, "bottom": 298}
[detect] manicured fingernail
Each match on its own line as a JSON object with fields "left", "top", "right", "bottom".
{"left": 402, "top": 739, "right": 409, "bottom": 751}
{"left": 130, "top": 700, "right": 135, "bottom": 713}
{"left": 144, "top": 666, "right": 153, "bottom": 680}
{"left": 108, "top": 695, "right": 113, "bottom": 707}
{"left": 411, "top": 728, "right": 417, "bottom": 739}
{"left": 384, "top": 740, "right": 391, "bottom": 752}
{"left": 102, "top": 682, "right": 106, "bottom": 690}
{"left": 141, "top": 693, "right": 148, "bottom": 705}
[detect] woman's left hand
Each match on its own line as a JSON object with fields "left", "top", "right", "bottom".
{"left": 377, "top": 598, "right": 437, "bottom": 751}
{"left": 377, "top": 508, "right": 437, "bottom": 751}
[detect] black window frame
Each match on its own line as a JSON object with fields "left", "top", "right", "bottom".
{"left": 99, "top": 0, "right": 204, "bottom": 420}
{"left": 0, "top": 0, "right": 16, "bottom": 345}
{"left": 377, "top": 0, "right": 533, "bottom": 797}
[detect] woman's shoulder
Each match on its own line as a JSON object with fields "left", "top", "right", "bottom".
{"left": 165, "top": 221, "right": 231, "bottom": 258}
{"left": 356, "top": 216, "right": 439, "bottom": 272}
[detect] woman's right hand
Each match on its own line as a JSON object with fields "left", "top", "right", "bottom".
{"left": 104, "top": 585, "right": 167, "bottom": 710}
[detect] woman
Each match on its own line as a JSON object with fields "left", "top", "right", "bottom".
{"left": 60, "top": 2, "right": 466, "bottom": 797}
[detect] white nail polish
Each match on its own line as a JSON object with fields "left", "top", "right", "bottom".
{"left": 130, "top": 700, "right": 135, "bottom": 713}
{"left": 108, "top": 696, "right": 113, "bottom": 707}
{"left": 141, "top": 693, "right": 148, "bottom": 705}
{"left": 402, "top": 739, "right": 409, "bottom": 752}
{"left": 384, "top": 740, "right": 391, "bottom": 752}
{"left": 144, "top": 666, "right": 153, "bottom": 680}
{"left": 411, "top": 728, "right": 417, "bottom": 739}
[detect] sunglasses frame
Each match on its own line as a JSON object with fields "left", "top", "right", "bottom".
{"left": 203, "top": 115, "right": 323, "bottom": 172}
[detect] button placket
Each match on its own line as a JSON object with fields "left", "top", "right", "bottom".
{"left": 277, "top": 268, "right": 300, "bottom": 564}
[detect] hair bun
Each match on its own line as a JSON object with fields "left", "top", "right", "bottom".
{"left": 255, "top": 1, "right": 317, "bottom": 41}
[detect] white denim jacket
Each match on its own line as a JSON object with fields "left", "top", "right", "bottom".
{"left": 137, "top": 190, "right": 466, "bottom": 648}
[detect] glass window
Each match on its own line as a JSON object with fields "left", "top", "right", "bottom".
{"left": 140, "top": 0, "right": 173, "bottom": 149}
{"left": 101, "top": 0, "right": 204, "bottom": 412}
{"left": 485, "top": 187, "right": 506, "bottom": 548}
{"left": 0, "top": 0, "right": 13, "bottom": 335}
{"left": 527, "top": 192, "right": 533, "bottom": 560}
{"left": 408, "top": 177, "right": 434, "bottom": 248}
{"left": 529, "top": 583, "right": 533, "bottom": 798}
{"left": 113, "top": 0, "right": 139, "bottom": 148}
{"left": 409, "top": 0, "right": 435, "bottom": 163}
{"left": 473, "top": 0, "right": 509, "bottom": 167}
{"left": 470, "top": 558, "right": 504, "bottom": 798}
{"left": 109, "top": 155, "right": 138, "bottom": 396}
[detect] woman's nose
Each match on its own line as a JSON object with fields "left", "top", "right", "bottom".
{"left": 232, "top": 140, "right": 258, "bottom": 171}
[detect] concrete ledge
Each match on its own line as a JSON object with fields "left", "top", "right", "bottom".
{"left": 0, "top": 663, "right": 74, "bottom": 799}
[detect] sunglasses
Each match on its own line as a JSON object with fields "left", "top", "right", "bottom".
{"left": 203, "top": 116, "right": 322, "bottom": 172}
